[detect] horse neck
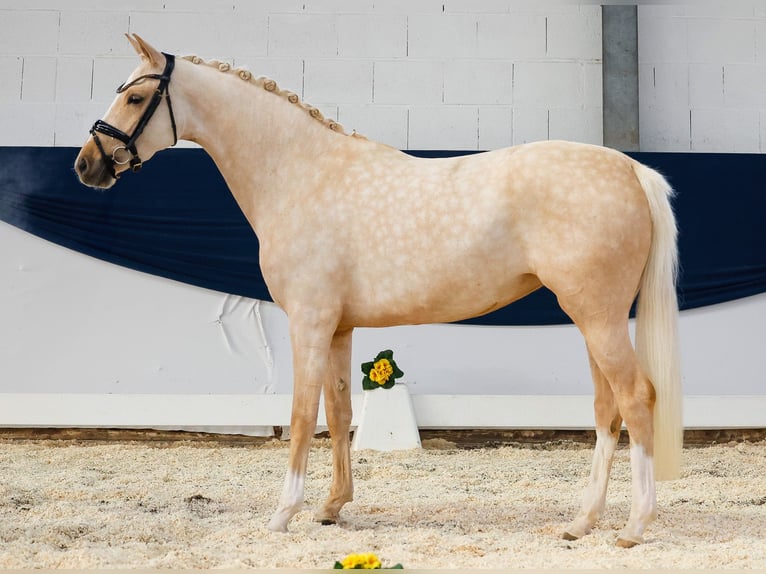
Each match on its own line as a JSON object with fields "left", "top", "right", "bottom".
{"left": 174, "top": 59, "right": 343, "bottom": 234}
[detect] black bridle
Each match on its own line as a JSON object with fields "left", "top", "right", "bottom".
{"left": 90, "top": 52, "right": 178, "bottom": 179}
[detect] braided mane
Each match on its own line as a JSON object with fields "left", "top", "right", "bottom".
{"left": 182, "top": 55, "right": 352, "bottom": 136}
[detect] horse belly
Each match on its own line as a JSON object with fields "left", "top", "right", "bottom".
{"left": 342, "top": 239, "right": 540, "bottom": 328}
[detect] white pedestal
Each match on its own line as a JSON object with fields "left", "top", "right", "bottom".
{"left": 351, "top": 384, "right": 421, "bottom": 452}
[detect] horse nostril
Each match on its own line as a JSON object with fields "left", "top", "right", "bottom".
{"left": 76, "top": 157, "right": 88, "bottom": 175}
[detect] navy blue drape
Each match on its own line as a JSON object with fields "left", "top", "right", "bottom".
{"left": 1, "top": 146, "right": 764, "bottom": 325}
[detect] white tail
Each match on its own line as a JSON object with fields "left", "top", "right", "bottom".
{"left": 632, "top": 162, "right": 683, "bottom": 481}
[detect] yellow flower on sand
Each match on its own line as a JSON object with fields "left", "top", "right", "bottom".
{"left": 340, "top": 552, "right": 382, "bottom": 569}
{"left": 369, "top": 358, "right": 394, "bottom": 385}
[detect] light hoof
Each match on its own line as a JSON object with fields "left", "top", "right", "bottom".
{"left": 267, "top": 520, "right": 288, "bottom": 533}
{"left": 562, "top": 517, "right": 591, "bottom": 541}
{"left": 267, "top": 512, "right": 291, "bottom": 533}
{"left": 615, "top": 534, "right": 644, "bottom": 548}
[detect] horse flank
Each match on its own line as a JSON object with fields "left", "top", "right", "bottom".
{"left": 181, "top": 55, "right": 355, "bottom": 137}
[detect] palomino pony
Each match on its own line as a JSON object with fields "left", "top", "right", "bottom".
{"left": 75, "top": 35, "right": 682, "bottom": 547}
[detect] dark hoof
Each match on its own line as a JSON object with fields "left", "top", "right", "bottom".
{"left": 562, "top": 531, "right": 580, "bottom": 541}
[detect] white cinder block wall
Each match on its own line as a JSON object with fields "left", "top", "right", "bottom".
{"left": 0, "top": 0, "right": 602, "bottom": 150}
{"left": 3, "top": 2, "right": 766, "bottom": 152}
{"left": 638, "top": 4, "right": 766, "bottom": 152}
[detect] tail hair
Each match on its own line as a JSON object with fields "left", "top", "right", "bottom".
{"left": 632, "top": 161, "right": 683, "bottom": 481}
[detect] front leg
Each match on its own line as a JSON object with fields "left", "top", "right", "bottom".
{"left": 315, "top": 328, "right": 354, "bottom": 525}
{"left": 268, "top": 309, "right": 339, "bottom": 532}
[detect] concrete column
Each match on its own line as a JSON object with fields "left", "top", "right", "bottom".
{"left": 602, "top": 5, "right": 639, "bottom": 151}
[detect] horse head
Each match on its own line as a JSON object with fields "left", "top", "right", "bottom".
{"left": 75, "top": 34, "right": 178, "bottom": 189}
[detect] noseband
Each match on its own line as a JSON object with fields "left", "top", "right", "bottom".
{"left": 90, "top": 53, "right": 178, "bottom": 179}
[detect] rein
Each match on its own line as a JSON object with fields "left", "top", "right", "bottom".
{"left": 90, "top": 52, "right": 178, "bottom": 179}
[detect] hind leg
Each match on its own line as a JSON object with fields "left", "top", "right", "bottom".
{"left": 582, "top": 320, "right": 657, "bottom": 547}
{"left": 563, "top": 350, "right": 622, "bottom": 541}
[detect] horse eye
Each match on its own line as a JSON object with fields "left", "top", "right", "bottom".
{"left": 127, "top": 93, "right": 144, "bottom": 105}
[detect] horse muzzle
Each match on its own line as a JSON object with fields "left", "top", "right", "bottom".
{"left": 74, "top": 142, "right": 118, "bottom": 189}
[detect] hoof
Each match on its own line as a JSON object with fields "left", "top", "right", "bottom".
{"left": 562, "top": 518, "right": 591, "bottom": 541}
{"left": 314, "top": 510, "right": 340, "bottom": 526}
{"left": 615, "top": 535, "right": 643, "bottom": 548}
{"left": 562, "top": 531, "right": 580, "bottom": 541}
{"left": 267, "top": 520, "right": 288, "bottom": 533}
{"left": 267, "top": 512, "right": 291, "bottom": 533}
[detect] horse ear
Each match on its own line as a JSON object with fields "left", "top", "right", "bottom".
{"left": 125, "top": 33, "right": 164, "bottom": 66}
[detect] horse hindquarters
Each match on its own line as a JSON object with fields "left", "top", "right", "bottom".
{"left": 551, "top": 159, "right": 680, "bottom": 546}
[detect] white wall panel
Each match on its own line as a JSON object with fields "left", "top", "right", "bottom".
{"left": 0, "top": 56, "right": 22, "bottom": 102}
{"left": 582, "top": 62, "right": 603, "bottom": 108}
{"left": 513, "top": 62, "right": 585, "bottom": 108}
{"left": 129, "top": 12, "right": 269, "bottom": 58}
{"left": 546, "top": 8, "right": 602, "bottom": 61}
{"left": 639, "top": 3, "right": 766, "bottom": 152}
{"left": 304, "top": 59, "right": 373, "bottom": 104}
{"left": 444, "top": 60, "right": 513, "bottom": 105}
{"left": 686, "top": 18, "right": 756, "bottom": 63}
{"left": 639, "top": 104, "right": 691, "bottom": 152}
{"left": 548, "top": 107, "right": 602, "bottom": 145}
{"left": 55, "top": 57, "right": 93, "bottom": 103}
{"left": 638, "top": 10, "right": 688, "bottom": 63}
{"left": 58, "top": 11, "right": 131, "bottom": 56}
{"left": 511, "top": 107, "right": 548, "bottom": 145}
{"left": 688, "top": 63, "right": 724, "bottom": 107}
{"left": 407, "top": 14, "right": 479, "bottom": 60}
{"left": 54, "top": 102, "right": 101, "bottom": 148}
{"left": 373, "top": 60, "right": 444, "bottom": 106}
{"left": 0, "top": 103, "right": 55, "bottom": 146}
{"left": 371, "top": 0, "right": 443, "bottom": 14}
{"left": 20, "top": 56, "right": 56, "bottom": 103}
{"left": 267, "top": 14, "right": 339, "bottom": 58}
{"left": 91, "top": 57, "right": 136, "bottom": 102}
{"left": 0, "top": 10, "right": 59, "bottom": 55}
{"left": 478, "top": 106, "right": 513, "bottom": 150}
{"left": 408, "top": 105, "right": 479, "bottom": 150}
{"left": 476, "top": 14, "right": 547, "bottom": 60}
{"left": 337, "top": 14, "right": 407, "bottom": 58}
{"left": 300, "top": 0, "right": 374, "bottom": 13}
{"left": 691, "top": 108, "right": 760, "bottom": 152}
{"left": 644, "top": 63, "right": 689, "bottom": 109}
{"left": 723, "top": 63, "right": 766, "bottom": 106}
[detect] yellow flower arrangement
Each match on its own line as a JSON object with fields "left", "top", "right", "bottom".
{"left": 335, "top": 553, "right": 381, "bottom": 569}
{"left": 361, "top": 350, "right": 404, "bottom": 390}
{"left": 369, "top": 358, "right": 394, "bottom": 384}
{"left": 334, "top": 552, "right": 402, "bottom": 569}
